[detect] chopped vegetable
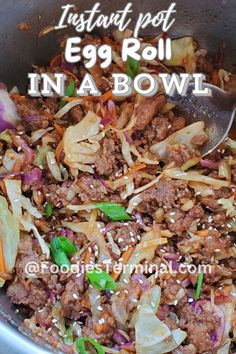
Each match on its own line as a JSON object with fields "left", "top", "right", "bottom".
{"left": 195, "top": 272, "right": 204, "bottom": 300}
{"left": 50, "top": 237, "right": 71, "bottom": 268}
{"left": 57, "top": 236, "right": 77, "bottom": 255}
{"left": 96, "top": 202, "right": 132, "bottom": 221}
{"left": 44, "top": 202, "right": 54, "bottom": 218}
{"left": 87, "top": 269, "right": 118, "bottom": 291}
{"left": 63, "top": 111, "right": 101, "bottom": 173}
{"left": 0, "top": 196, "right": 20, "bottom": 273}
{"left": 126, "top": 56, "right": 140, "bottom": 79}
{"left": 150, "top": 121, "right": 206, "bottom": 161}
{"left": 60, "top": 79, "right": 76, "bottom": 108}
{"left": 75, "top": 337, "right": 104, "bottom": 354}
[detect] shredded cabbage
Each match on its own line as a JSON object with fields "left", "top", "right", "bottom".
{"left": 4, "top": 179, "right": 49, "bottom": 257}
{"left": 164, "top": 168, "right": 230, "bottom": 187}
{"left": 63, "top": 111, "right": 101, "bottom": 174}
{"left": 117, "top": 132, "right": 134, "bottom": 166}
{"left": 135, "top": 285, "right": 187, "bottom": 354}
{"left": 218, "top": 196, "right": 236, "bottom": 217}
{"left": 0, "top": 196, "right": 20, "bottom": 273}
{"left": 54, "top": 99, "right": 83, "bottom": 119}
{"left": 150, "top": 121, "right": 206, "bottom": 161}
{"left": 46, "top": 151, "right": 63, "bottom": 181}
{"left": 61, "top": 221, "right": 111, "bottom": 263}
{"left": 164, "top": 37, "right": 196, "bottom": 73}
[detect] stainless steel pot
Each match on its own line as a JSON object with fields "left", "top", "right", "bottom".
{"left": 0, "top": 0, "right": 235, "bottom": 353}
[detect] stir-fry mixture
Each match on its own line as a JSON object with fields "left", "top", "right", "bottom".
{"left": 0, "top": 31, "right": 236, "bottom": 354}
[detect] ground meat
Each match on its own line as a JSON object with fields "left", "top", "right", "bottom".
{"left": 105, "top": 221, "right": 140, "bottom": 251}
{"left": 141, "top": 179, "right": 191, "bottom": 209}
{"left": 44, "top": 97, "right": 59, "bottom": 114}
{"left": 167, "top": 144, "right": 195, "bottom": 166}
{"left": 60, "top": 275, "right": 85, "bottom": 320}
{"left": 143, "top": 116, "right": 169, "bottom": 143}
{"left": 199, "top": 187, "right": 232, "bottom": 209}
{"left": 191, "top": 134, "right": 208, "bottom": 146}
{"left": 43, "top": 181, "right": 76, "bottom": 207}
{"left": 77, "top": 175, "right": 107, "bottom": 202}
{"left": 162, "top": 277, "right": 186, "bottom": 304}
{"left": 133, "top": 95, "right": 166, "bottom": 131}
{"left": 171, "top": 116, "right": 186, "bottom": 131}
{"left": 82, "top": 305, "right": 116, "bottom": 345}
{"left": 172, "top": 344, "right": 197, "bottom": 354}
{"left": 177, "top": 300, "right": 222, "bottom": 353}
{"left": 165, "top": 204, "right": 204, "bottom": 236}
{"left": 14, "top": 98, "right": 50, "bottom": 132}
{"left": 7, "top": 280, "right": 48, "bottom": 310}
{"left": 196, "top": 55, "right": 214, "bottom": 74}
{"left": 69, "top": 105, "right": 84, "bottom": 123}
{"left": 95, "top": 138, "right": 118, "bottom": 176}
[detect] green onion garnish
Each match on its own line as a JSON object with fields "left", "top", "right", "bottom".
{"left": 63, "top": 326, "right": 74, "bottom": 346}
{"left": 75, "top": 337, "right": 104, "bottom": 354}
{"left": 95, "top": 202, "right": 132, "bottom": 221}
{"left": 60, "top": 79, "right": 76, "bottom": 108}
{"left": 57, "top": 236, "right": 77, "bottom": 255}
{"left": 44, "top": 202, "right": 54, "bottom": 218}
{"left": 195, "top": 272, "right": 204, "bottom": 300}
{"left": 87, "top": 269, "right": 118, "bottom": 291}
{"left": 126, "top": 56, "right": 140, "bottom": 79}
{"left": 50, "top": 237, "right": 77, "bottom": 268}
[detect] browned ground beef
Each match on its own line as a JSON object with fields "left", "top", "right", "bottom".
{"left": 167, "top": 144, "right": 195, "bottom": 166}
{"left": 60, "top": 275, "right": 85, "bottom": 320}
{"left": 133, "top": 95, "right": 166, "bottom": 131}
{"left": 105, "top": 221, "right": 140, "bottom": 251}
{"left": 76, "top": 175, "right": 107, "bottom": 202}
{"left": 141, "top": 179, "right": 191, "bottom": 208}
{"left": 177, "top": 301, "right": 222, "bottom": 353}
{"left": 143, "top": 116, "right": 170, "bottom": 143}
{"left": 95, "top": 137, "right": 119, "bottom": 176}
{"left": 14, "top": 98, "right": 50, "bottom": 132}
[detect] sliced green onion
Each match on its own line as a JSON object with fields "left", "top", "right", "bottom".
{"left": 50, "top": 237, "right": 71, "bottom": 268}
{"left": 60, "top": 79, "right": 76, "bottom": 108}
{"left": 126, "top": 56, "right": 140, "bottom": 79}
{"left": 87, "top": 269, "right": 118, "bottom": 291}
{"left": 63, "top": 326, "right": 74, "bottom": 346}
{"left": 45, "top": 202, "right": 54, "bottom": 218}
{"left": 96, "top": 202, "right": 132, "bottom": 221}
{"left": 195, "top": 272, "right": 204, "bottom": 300}
{"left": 75, "top": 337, "right": 104, "bottom": 354}
{"left": 57, "top": 236, "right": 77, "bottom": 255}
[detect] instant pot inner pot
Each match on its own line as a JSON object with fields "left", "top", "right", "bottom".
{"left": 0, "top": 0, "right": 235, "bottom": 353}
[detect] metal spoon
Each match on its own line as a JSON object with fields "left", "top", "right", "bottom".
{"left": 167, "top": 82, "right": 236, "bottom": 156}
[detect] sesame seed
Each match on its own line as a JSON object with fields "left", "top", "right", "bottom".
{"left": 52, "top": 319, "right": 57, "bottom": 323}
{"left": 173, "top": 300, "right": 178, "bottom": 306}
{"left": 97, "top": 306, "right": 103, "bottom": 311}
{"left": 73, "top": 293, "right": 78, "bottom": 299}
{"left": 188, "top": 298, "right": 194, "bottom": 303}
{"left": 123, "top": 279, "right": 128, "bottom": 284}
{"left": 118, "top": 237, "right": 123, "bottom": 243}
{"left": 132, "top": 298, "right": 138, "bottom": 303}
{"left": 90, "top": 184, "right": 94, "bottom": 189}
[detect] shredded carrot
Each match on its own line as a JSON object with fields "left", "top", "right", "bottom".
{"left": 126, "top": 163, "right": 146, "bottom": 176}
{"left": 196, "top": 230, "right": 209, "bottom": 237}
{"left": 103, "top": 35, "right": 112, "bottom": 45}
{"left": 44, "top": 111, "right": 54, "bottom": 121}
{"left": 54, "top": 123, "right": 65, "bottom": 138}
{"left": 211, "top": 69, "right": 219, "bottom": 85}
{"left": 111, "top": 246, "right": 134, "bottom": 281}
{"left": 62, "top": 68, "right": 79, "bottom": 83}
{"left": 84, "top": 248, "right": 94, "bottom": 265}
{"left": 101, "top": 90, "right": 112, "bottom": 102}
{"left": 0, "top": 239, "right": 6, "bottom": 273}
{"left": 0, "top": 181, "right": 7, "bottom": 196}
{"left": 63, "top": 96, "right": 95, "bottom": 102}
{"left": 55, "top": 139, "right": 64, "bottom": 163}
{"left": 50, "top": 52, "right": 63, "bottom": 68}
{"left": 10, "top": 93, "right": 25, "bottom": 103}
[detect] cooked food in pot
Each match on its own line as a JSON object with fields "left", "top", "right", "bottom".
{"left": 0, "top": 30, "right": 235, "bottom": 354}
